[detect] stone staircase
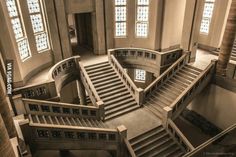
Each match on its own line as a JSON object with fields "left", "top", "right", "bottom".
{"left": 145, "top": 64, "right": 203, "bottom": 119}
{"left": 28, "top": 114, "right": 109, "bottom": 128}
{"left": 129, "top": 125, "right": 185, "bottom": 157}
{"left": 84, "top": 61, "right": 139, "bottom": 120}
{"left": 230, "top": 39, "right": 236, "bottom": 61}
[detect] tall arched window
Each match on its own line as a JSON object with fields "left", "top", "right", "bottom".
{"left": 6, "top": 0, "right": 31, "bottom": 61}
{"left": 136, "top": 0, "right": 149, "bottom": 38}
{"left": 114, "top": 0, "right": 127, "bottom": 37}
{"left": 5, "top": 0, "right": 50, "bottom": 62}
{"left": 200, "top": 0, "right": 215, "bottom": 34}
{"left": 27, "top": 0, "right": 49, "bottom": 52}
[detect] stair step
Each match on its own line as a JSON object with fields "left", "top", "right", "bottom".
{"left": 147, "top": 97, "right": 168, "bottom": 108}
{"left": 105, "top": 105, "right": 139, "bottom": 120}
{"left": 105, "top": 94, "right": 132, "bottom": 106}
{"left": 94, "top": 77, "right": 120, "bottom": 88}
{"left": 88, "top": 68, "right": 114, "bottom": 78}
{"left": 85, "top": 62, "right": 109, "bottom": 70}
{"left": 150, "top": 143, "right": 178, "bottom": 157}
{"left": 186, "top": 64, "right": 203, "bottom": 73}
{"left": 105, "top": 101, "right": 138, "bottom": 116}
{"left": 145, "top": 102, "right": 163, "bottom": 115}
{"left": 103, "top": 91, "right": 130, "bottom": 102}
{"left": 92, "top": 75, "right": 118, "bottom": 84}
{"left": 167, "top": 80, "right": 185, "bottom": 91}
{"left": 176, "top": 72, "right": 195, "bottom": 81}
{"left": 130, "top": 126, "right": 163, "bottom": 144}
{"left": 144, "top": 105, "right": 162, "bottom": 119}
{"left": 98, "top": 84, "right": 125, "bottom": 95}
{"left": 169, "top": 78, "right": 189, "bottom": 88}
{"left": 179, "top": 69, "right": 198, "bottom": 78}
{"left": 164, "top": 145, "right": 182, "bottom": 157}
{"left": 154, "top": 90, "right": 175, "bottom": 102}
{"left": 87, "top": 65, "right": 112, "bottom": 74}
{"left": 90, "top": 71, "right": 117, "bottom": 81}
{"left": 100, "top": 87, "right": 127, "bottom": 98}
{"left": 173, "top": 75, "right": 192, "bottom": 85}
{"left": 163, "top": 83, "right": 183, "bottom": 94}
{"left": 182, "top": 66, "right": 201, "bottom": 75}
{"left": 149, "top": 95, "right": 170, "bottom": 106}
{"left": 160, "top": 86, "right": 179, "bottom": 97}
{"left": 134, "top": 132, "right": 169, "bottom": 152}
{"left": 105, "top": 98, "right": 135, "bottom": 111}
{"left": 96, "top": 81, "right": 123, "bottom": 91}
{"left": 137, "top": 138, "right": 173, "bottom": 156}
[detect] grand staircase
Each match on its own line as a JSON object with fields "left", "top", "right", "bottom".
{"left": 230, "top": 39, "right": 236, "bottom": 61}
{"left": 84, "top": 61, "right": 139, "bottom": 120}
{"left": 145, "top": 64, "right": 203, "bottom": 119}
{"left": 129, "top": 125, "right": 186, "bottom": 157}
{"left": 28, "top": 114, "right": 109, "bottom": 128}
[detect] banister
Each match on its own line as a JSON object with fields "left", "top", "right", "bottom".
{"left": 182, "top": 123, "right": 236, "bottom": 157}
{"left": 78, "top": 62, "right": 102, "bottom": 104}
{"left": 169, "top": 60, "right": 216, "bottom": 117}
{"left": 108, "top": 50, "right": 143, "bottom": 105}
{"left": 144, "top": 51, "right": 190, "bottom": 96}
{"left": 124, "top": 138, "right": 137, "bottom": 157}
{"left": 167, "top": 119, "right": 194, "bottom": 151}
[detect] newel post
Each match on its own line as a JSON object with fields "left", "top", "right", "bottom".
{"left": 136, "top": 88, "right": 144, "bottom": 106}
{"left": 97, "top": 100, "right": 105, "bottom": 120}
{"left": 12, "top": 94, "right": 26, "bottom": 115}
{"left": 117, "top": 125, "right": 127, "bottom": 157}
{"left": 162, "top": 106, "right": 172, "bottom": 127}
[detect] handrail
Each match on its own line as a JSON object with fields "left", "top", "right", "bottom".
{"left": 144, "top": 51, "right": 190, "bottom": 98}
{"left": 22, "top": 98, "right": 101, "bottom": 119}
{"left": 167, "top": 119, "right": 194, "bottom": 152}
{"left": 79, "top": 62, "right": 102, "bottom": 105}
{"left": 124, "top": 138, "right": 136, "bottom": 157}
{"left": 108, "top": 51, "right": 143, "bottom": 105}
{"left": 170, "top": 60, "right": 216, "bottom": 118}
{"left": 182, "top": 123, "right": 236, "bottom": 157}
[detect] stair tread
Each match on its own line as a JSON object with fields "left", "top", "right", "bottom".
{"left": 85, "top": 62, "right": 109, "bottom": 69}
{"left": 105, "top": 105, "right": 139, "bottom": 120}
{"left": 96, "top": 81, "right": 123, "bottom": 91}
{"left": 104, "top": 94, "right": 132, "bottom": 105}
{"left": 105, "top": 98, "right": 135, "bottom": 110}
{"left": 94, "top": 77, "right": 120, "bottom": 87}
{"left": 98, "top": 84, "right": 126, "bottom": 95}
{"left": 88, "top": 68, "right": 114, "bottom": 77}
{"left": 105, "top": 101, "right": 138, "bottom": 116}
{"left": 103, "top": 91, "right": 130, "bottom": 102}
{"left": 92, "top": 75, "right": 118, "bottom": 84}
{"left": 100, "top": 87, "right": 127, "bottom": 98}
{"left": 186, "top": 64, "right": 203, "bottom": 73}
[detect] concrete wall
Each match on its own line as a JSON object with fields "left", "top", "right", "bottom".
{"left": 65, "top": 0, "right": 94, "bottom": 14}
{"left": 198, "top": 0, "right": 231, "bottom": 49}
{"left": 161, "top": 0, "right": 186, "bottom": 50}
{"left": 188, "top": 84, "right": 236, "bottom": 130}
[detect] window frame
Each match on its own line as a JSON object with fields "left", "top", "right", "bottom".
{"left": 199, "top": 0, "right": 215, "bottom": 35}
{"left": 114, "top": 0, "right": 128, "bottom": 38}
{"left": 135, "top": 0, "right": 150, "bottom": 38}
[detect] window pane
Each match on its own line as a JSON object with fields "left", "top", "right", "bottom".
{"left": 30, "top": 14, "right": 44, "bottom": 33}
{"left": 11, "top": 18, "right": 23, "bottom": 39}
{"left": 135, "top": 69, "right": 146, "bottom": 81}
{"left": 27, "top": 0, "right": 40, "bottom": 13}
{"left": 115, "top": 0, "right": 126, "bottom": 5}
{"left": 36, "top": 33, "right": 48, "bottom": 51}
{"left": 137, "top": 6, "right": 149, "bottom": 21}
{"left": 200, "top": 18, "right": 210, "bottom": 34}
{"left": 116, "top": 22, "right": 126, "bottom": 36}
{"left": 137, "top": 0, "right": 149, "bottom": 5}
{"left": 115, "top": 7, "right": 126, "bottom": 21}
{"left": 136, "top": 22, "right": 148, "bottom": 37}
{"left": 203, "top": 3, "right": 214, "bottom": 18}
{"left": 6, "top": 0, "right": 18, "bottom": 17}
{"left": 17, "top": 39, "right": 31, "bottom": 60}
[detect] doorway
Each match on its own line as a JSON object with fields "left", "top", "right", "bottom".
{"left": 68, "top": 13, "right": 94, "bottom": 56}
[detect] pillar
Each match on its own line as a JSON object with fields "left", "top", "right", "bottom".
{"left": 0, "top": 114, "right": 16, "bottom": 157}
{"left": 217, "top": 0, "right": 236, "bottom": 76}
{"left": 0, "top": 73, "right": 17, "bottom": 138}
{"left": 76, "top": 80, "right": 87, "bottom": 105}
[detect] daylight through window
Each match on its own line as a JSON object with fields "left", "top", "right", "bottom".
{"left": 136, "top": 0, "right": 149, "bottom": 37}
{"left": 114, "top": 0, "right": 127, "bottom": 37}
{"left": 200, "top": 0, "right": 215, "bottom": 34}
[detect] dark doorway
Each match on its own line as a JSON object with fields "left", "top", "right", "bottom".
{"left": 68, "top": 13, "right": 94, "bottom": 56}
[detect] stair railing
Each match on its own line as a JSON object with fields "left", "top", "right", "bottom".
{"left": 79, "top": 62, "right": 105, "bottom": 119}
{"left": 144, "top": 51, "right": 190, "bottom": 101}
{"left": 166, "top": 119, "right": 195, "bottom": 153}
{"left": 13, "top": 95, "right": 102, "bottom": 120}
{"left": 108, "top": 50, "right": 144, "bottom": 105}
{"left": 168, "top": 60, "right": 217, "bottom": 120}
{"left": 182, "top": 123, "right": 236, "bottom": 157}
{"left": 124, "top": 138, "right": 136, "bottom": 157}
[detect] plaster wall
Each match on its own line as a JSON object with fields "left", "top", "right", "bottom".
{"left": 64, "top": 0, "right": 94, "bottom": 14}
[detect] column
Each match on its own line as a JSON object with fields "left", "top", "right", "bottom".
{"left": 0, "top": 114, "right": 16, "bottom": 157}
{"left": 0, "top": 73, "right": 17, "bottom": 138}
{"left": 76, "top": 80, "right": 87, "bottom": 105}
{"left": 217, "top": 0, "right": 236, "bottom": 76}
